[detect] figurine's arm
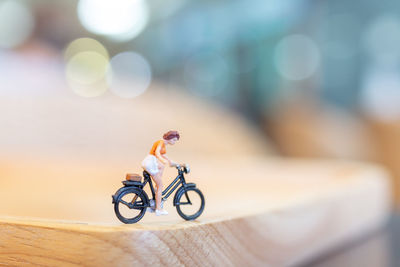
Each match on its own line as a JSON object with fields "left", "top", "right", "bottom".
{"left": 162, "top": 154, "right": 177, "bottom": 167}
{"left": 155, "top": 144, "right": 168, "bottom": 165}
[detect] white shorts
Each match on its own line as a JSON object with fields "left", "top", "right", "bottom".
{"left": 141, "top": 155, "right": 161, "bottom": 176}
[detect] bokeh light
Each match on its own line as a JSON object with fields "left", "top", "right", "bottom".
{"left": 0, "top": 0, "right": 34, "bottom": 48}
{"left": 184, "top": 51, "right": 230, "bottom": 97}
{"left": 64, "top": 38, "right": 109, "bottom": 61}
{"left": 107, "top": 52, "right": 152, "bottom": 98}
{"left": 65, "top": 51, "right": 109, "bottom": 97}
{"left": 274, "top": 34, "right": 320, "bottom": 80}
{"left": 361, "top": 67, "right": 400, "bottom": 121}
{"left": 363, "top": 14, "right": 400, "bottom": 66}
{"left": 77, "top": 0, "right": 149, "bottom": 41}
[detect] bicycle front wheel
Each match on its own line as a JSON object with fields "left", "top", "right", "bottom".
{"left": 176, "top": 188, "right": 205, "bottom": 220}
{"left": 114, "top": 188, "right": 147, "bottom": 224}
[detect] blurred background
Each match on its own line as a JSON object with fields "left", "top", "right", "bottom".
{"left": 1, "top": 1, "right": 400, "bottom": 200}
{"left": 3, "top": 0, "right": 397, "bottom": 201}
{"left": 2, "top": 0, "right": 400, "bottom": 265}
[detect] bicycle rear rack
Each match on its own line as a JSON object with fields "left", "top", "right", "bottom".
{"left": 122, "top": 180, "right": 143, "bottom": 187}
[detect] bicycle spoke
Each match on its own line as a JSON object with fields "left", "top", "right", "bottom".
{"left": 184, "top": 191, "right": 192, "bottom": 204}
{"left": 177, "top": 202, "right": 191, "bottom": 205}
{"left": 130, "top": 195, "right": 138, "bottom": 204}
{"left": 119, "top": 199, "right": 131, "bottom": 208}
{"left": 132, "top": 201, "right": 145, "bottom": 209}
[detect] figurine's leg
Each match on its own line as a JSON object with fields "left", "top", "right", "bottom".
{"left": 152, "top": 166, "right": 164, "bottom": 211}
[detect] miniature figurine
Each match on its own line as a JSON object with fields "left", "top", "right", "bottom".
{"left": 141, "top": 130, "right": 180, "bottom": 216}
{"left": 112, "top": 131, "right": 205, "bottom": 224}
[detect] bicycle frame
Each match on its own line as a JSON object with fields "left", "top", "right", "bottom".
{"left": 142, "top": 168, "right": 187, "bottom": 202}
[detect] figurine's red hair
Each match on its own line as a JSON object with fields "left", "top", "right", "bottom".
{"left": 163, "top": 130, "right": 180, "bottom": 140}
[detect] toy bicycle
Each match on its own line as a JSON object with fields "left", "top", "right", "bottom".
{"left": 112, "top": 164, "right": 205, "bottom": 224}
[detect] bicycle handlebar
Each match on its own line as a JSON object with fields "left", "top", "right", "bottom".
{"left": 174, "top": 163, "right": 190, "bottom": 173}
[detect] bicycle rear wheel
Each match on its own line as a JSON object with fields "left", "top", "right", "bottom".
{"left": 114, "top": 188, "right": 147, "bottom": 224}
{"left": 176, "top": 188, "right": 205, "bottom": 220}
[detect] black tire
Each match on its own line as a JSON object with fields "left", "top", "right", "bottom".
{"left": 114, "top": 187, "right": 148, "bottom": 224}
{"left": 176, "top": 187, "right": 205, "bottom": 220}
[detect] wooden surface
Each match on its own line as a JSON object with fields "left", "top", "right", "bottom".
{"left": 0, "top": 61, "right": 392, "bottom": 266}
{"left": 0, "top": 158, "right": 391, "bottom": 266}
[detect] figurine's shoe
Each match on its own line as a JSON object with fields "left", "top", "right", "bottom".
{"left": 155, "top": 209, "right": 168, "bottom": 216}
